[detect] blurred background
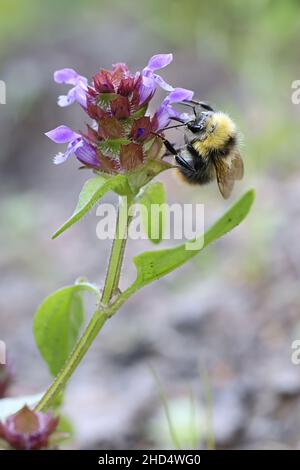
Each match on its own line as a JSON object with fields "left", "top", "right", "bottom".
{"left": 1, "top": 0, "right": 300, "bottom": 449}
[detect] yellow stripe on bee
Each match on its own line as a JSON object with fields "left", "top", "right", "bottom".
{"left": 192, "top": 112, "right": 236, "bottom": 157}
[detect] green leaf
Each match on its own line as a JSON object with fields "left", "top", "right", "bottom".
{"left": 33, "top": 283, "right": 98, "bottom": 376}
{"left": 129, "top": 190, "right": 255, "bottom": 291}
{"left": 52, "top": 175, "right": 130, "bottom": 239}
{"left": 0, "top": 393, "right": 43, "bottom": 421}
{"left": 54, "top": 415, "right": 74, "bottom": 443}
{"left": 131, "top": 104, "right": 148, "bottom": 119}
{"left": 97, "top": 92, "right": 118, "bottom": 103}
{"left": 98, "top": 138, "right": 131, "bottom": 155}
{"left": 139, "top": 182, "right": 166, "bottom": 244}
{"left": 127, "top": 159, "right": 172, "bottom": 194}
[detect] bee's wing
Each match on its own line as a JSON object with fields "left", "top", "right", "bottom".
{"left": 214, "top": 151, "right": 244, "bottom": 199}
{"left": 231, "top": 150, "right": 244, "bottom": 180}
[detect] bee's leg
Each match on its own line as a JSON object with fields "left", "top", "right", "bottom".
{"left": 158, "top": 135, "right": 178, "bottom": 156}
{"left": 163, "top": 145, "right": 186, "bottom": 157}
{"left": 175, "top": 155, "right": 195, "bottom": 172}
{"left": 159, "top": 136, "right": 195, "bottom": 172}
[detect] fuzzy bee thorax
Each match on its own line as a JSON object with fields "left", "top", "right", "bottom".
{"left": 192, "top": 112, "right": 236, "bottom": 157}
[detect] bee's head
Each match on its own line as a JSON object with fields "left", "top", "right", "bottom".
{"left": 187, "top": 111, "right": 236, "bottom": 145}
{"left": 187, "top": 111, "right": 214, "bottom": 135}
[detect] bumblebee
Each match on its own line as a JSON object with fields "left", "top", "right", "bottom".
{"left": 160, "top": 100, "right": 244, "bottom": 199}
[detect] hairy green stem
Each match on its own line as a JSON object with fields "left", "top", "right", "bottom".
{"left": 101, "top": 196, "right": 132, "bottom": 305}
{"left": 35, "top": 195, "right": 133, "bottom": 412}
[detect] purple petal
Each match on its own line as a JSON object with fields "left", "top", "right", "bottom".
{"left": 53, "top": 152, "right": 68, "bottom": 165}
{"left": 45, "top": 125, "right": 80, "bottom": 144}
{"left": 75, "top": 142, "right": 100, "bottom": 167}
{"left": 165, "top": 87, "right": 194, "bottom": 104}
{"left": 152, "top": 73, "right": 174, "bottom": 92}
{"left": 53, "top": 138, "right": 83, "bottom": 165}
{"left": 54, "top": 68, "right": 88, "bottom": 108}
{"left": 138, "top": 83, "right": 155, "bottom": 106}
{"left": 167, "top": 106, "right": 181, "bottom": 119}
{"left": 74, "top": 86, "right": 87, "bottom": 107}
{"left": 142, "top": 73, "right": 155, "bottom": 88}
{"left": 153, "top": 98, "right": 193, "bottom": 131}
{"left": 54, "top": 68, "right": 86, "bottom": 86}
{"left": 57, "top": 89, "right": 76, "bottom": 107}
{"left": 153, "top": 105, "right": 172, "bottom": 131}
{"left": 57, "top": 84, "right": 87, "bottom": 108}
{"left": 142, "top": 70, "right": 174, "bottom": 96}
{"left": 146, "top": 54, "right": 173, "bottom": 71}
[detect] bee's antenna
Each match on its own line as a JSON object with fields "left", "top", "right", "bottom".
{"left": 160, "top": 123, "right": 188, "bottom": 131}
{"left": 150, "top": 122, "right": 188, "bottom": 136}
{"left": 177, "top": 101, "right": 197, "bottom": 118}
{"left": 183, "top": 99, "right": 214, "bottom": 112}
{"left": 177, "top": 102, "right": 195, "bottom": 110}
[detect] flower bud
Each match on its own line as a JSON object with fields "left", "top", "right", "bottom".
{"left": 0, "top": 406, "right": 59, "bottom": 450}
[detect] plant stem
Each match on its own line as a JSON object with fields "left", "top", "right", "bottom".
{"left": 35, "top": 195, "right": 133, "bottom": 412}
{"left": 101, "top": 195, "right": 132, "bottom": 306}
{"left": 35, "top": 309, "right": 108, "bottom": 412}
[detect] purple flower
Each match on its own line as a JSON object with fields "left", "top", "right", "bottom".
{"left": 45, "top": 125, "right": 80, "bottom": 144}
{"left": 137, "top": 54, "right": 193, "bottom": 110}
{"left": 47, "top": 54, "right": 195, "bottom": 173}
{"left": 54, "top": 68, "right": 88, "bottom": 107}
{"left": 153, "top": 87, "right": 194, "bottom": 131}
{"left": 142, "top": 53, "right": 174, "bottom": 92}
{"left": 164, "top": 87, "right": 194, "bottom": 104}
{"left": 45, "top": 125, "right": 101, "bottom": 168}
{"left": 45, "top": 125, "right": 83, "bottom": 164}
{"left": 0, "top": 406, "right": 59, "bottom": 450}
{"left": 134, "top": 53, "right": 173, "bottom": 106}
{"left": 75, "top": 141, "right": 101, "bottom": 168}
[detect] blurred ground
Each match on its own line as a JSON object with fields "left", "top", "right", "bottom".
{"left": 1, "top": 0, "right": 300, "bottom": 449}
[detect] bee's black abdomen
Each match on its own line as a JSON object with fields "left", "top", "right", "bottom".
{"left": 177, "top": 165, "right": 215, "bottom": 185}
{"left": 177, "top": 144, "right": 215, "bottom": 185}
